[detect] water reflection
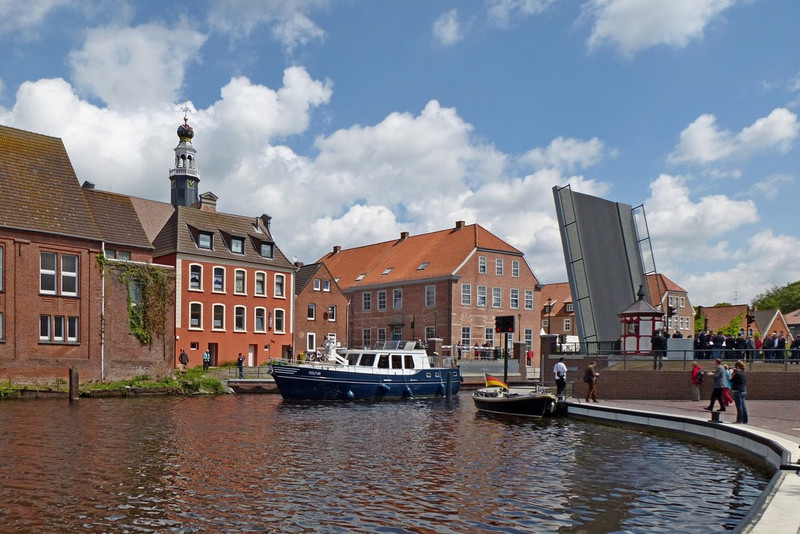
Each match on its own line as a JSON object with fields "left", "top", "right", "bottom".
{"left": 0, "top": 394, "right": 769, "bottom": 532}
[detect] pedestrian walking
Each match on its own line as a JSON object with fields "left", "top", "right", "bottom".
{"left": 731, "top": 360, "right": 748, "bottom": 424}
{"left": 554, "top": 357, "right": 568, "bottom": 399}
{"left": 237, "top": 352, "right": 245, "bottom": 379}
{"left": 703, "top": 359, "right": 726, "bottom": 412}
{"left": 178, "top": 348, "right": 189, "bottom": 374}
{"left": 583, "top": 361, "right": 599, "bottom": 403}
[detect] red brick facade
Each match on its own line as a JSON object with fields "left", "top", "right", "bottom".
{"left": 294, "top": 264, "right": 348, "bottom": 356}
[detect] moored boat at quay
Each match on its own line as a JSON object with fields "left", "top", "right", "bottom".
{"left": 268, "top": 339, "right": 462, "bottom": 401}
{"left": 472, "top": 374, "right": 558, "bottom": 417}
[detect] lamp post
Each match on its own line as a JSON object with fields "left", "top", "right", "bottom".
{"left": 546, "top": 297, "right": 552, "bottom": 335}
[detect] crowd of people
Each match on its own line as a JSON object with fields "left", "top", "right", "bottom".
{"left": 693, "top": 329, "right": 800, "bottom": 361}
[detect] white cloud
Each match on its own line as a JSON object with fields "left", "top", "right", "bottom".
{"left": 433, "top": 9, "right": 463, "bottom": 46}
{"left": 668, "top": 108, "right": 799, "bottom": 164}
{"left": 748, "top": 174, "right": 793, "bottom": 201}
{"left": 0, "top": 0, "right": 72, "bottom": 37}
{"left": 68, "top": 22, "right": 207, "bottom": 111}
{"left": 582, "top": 0, "right": 735, "bottom": 56}
{"left": 487, "top": 0, "right": 555, "bottom": 28}
{"left": 519, "top": 136, "right": 607, "bottom": 172}
{"left": 206, "top": 0, "right": 328, "bottom": 53}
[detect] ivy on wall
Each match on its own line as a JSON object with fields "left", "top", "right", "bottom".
{"left": 97, "top": 254, "right": 175, "bottom": 345}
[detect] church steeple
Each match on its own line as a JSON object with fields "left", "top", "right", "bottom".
{"left": 169, "top": 102, "right": 200, "bottom": 208}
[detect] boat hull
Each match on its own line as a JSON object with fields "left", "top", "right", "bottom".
{"left": 269, "top": 364, "right": 462, "bottom": 401}
{"left": 472, "top": 388, "right": 557, "bottom": 417}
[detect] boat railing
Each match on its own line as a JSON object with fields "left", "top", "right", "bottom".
{"left": 372, "top": 340, "right": 426, "bottom": 351}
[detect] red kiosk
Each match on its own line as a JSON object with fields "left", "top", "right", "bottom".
{"left": 619, "top": 285, "right": 665, "bottom": 355}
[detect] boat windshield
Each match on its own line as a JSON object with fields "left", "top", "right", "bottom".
{"left": 359, "top": 353, "right": 376, "bottom": 367}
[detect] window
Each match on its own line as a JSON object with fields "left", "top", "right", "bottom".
{"left": 234, "top": 306, "right": 246, "bottom": 331}
{"left": 198, "top": 232, "right": 213, "bottom": 249}
{"left": 307, "top": 333, "right": 316, "bottom": 352}
{"left": 105, "top": 249, "right": 116, "bottom": 259}
{"left": 40, "top": 252, "right": 56, "bottom": 294}
{"left": 417, "top": 262, "right": 429, "bottom": 270}
{"left": 213, "top": 304, "right": 225, "bottom": 330}
{"left": 189, "top": 264, "right": 202, "bottom": 290}
{"left": 255, "top": 308, "right": 266, "bottom": 332}
{"left": 478, "top": 256, "right": 487, "bottom": 274}
{"left": 425, "top": 285, "right": 435, "bottom": 307}
{"left": 566, "top": 303, "right": 574, "bottom": 313}
{"left": 60, "top": 255, "right": 78, "bottom": 295}
{"left": 477, "top": 286, "right": 487, "bottom": 307}
{"left": 307, "top": 303, "right": 316, "bottom": 320}
{"left": 117, "top": 251, "right": 131, "bottom": 261}
{"left": 680, "top": 296, "right": 686, "bottom": 308}
{"left": 485, "top": 328, "right": 494, "bottom": 345}
{"left": 362, "top": 292, "right": 372, "bottom": 311}
{"left": 327, "top": 305, "right": 336, "bottom": 321}
{"left": 362, "top": 329, "right": 372, "bottom": 348}
{"left": 274, "top": 274, "right": 285, "bottom": 297}
{"left": 391, "top": 325, "right": 402, "bottom": 341}
{"left": 39, "top": 315, "right": 50, "bottom": 341}
{"left": 542, "top": 318, "right": 549, "bottom": 329}
{"left": 0, "top": 312, "right": 5, "bottom": 340}
{"left": 512, "top": 260, "right": 520, "bottom": 278}
{"left": 492, "top": 287, "right": 501, "bottom": 308}
{"left": 564, "top": 318, "right": 572, "bottom": 331}
{"left": 230, "top": 237, "right": 244, "bottom": 254}
{"left": 461, "top": 326, "right": 471, "bottom": 347}
{"left": 274, "top": 309, "right": 285, "bottom": 333}
{"left": 377, "top": 290, "right": 386, "bottom": 310}
{"left": 393, "top": 288, "right": 402, "bottom": 309}
{"left": 213, "top": 267, "right": 225, "bottom": 292}
{"left": 189, "top": 302, "right": 202, "bottom": 329}
{"left": 234, "top": 269, "right": 246, "bottom": 294}
{"left": 255, "top": 272, "right": 266, "bottom": 296}
{"left": 0, "top": 246, "right": 3, "bottom": 291}
{"left": 53, "top": 316, "right": 65, "bottom": 342}
{"left": 524, "top": 329, "right": 533, "bottom": 351}
{"left": 524, "top": 290, "right": 534, "bottom": 310}
{"left": 496, "top": 259, "right": 504, "bottom": 276}
{"left": 323, "top": 280, "right": 331, "bottom": 292}
{"left": 510, "top": 288, "right": 519, "bottom": 309}
{"left": 67, "top": 317, "right": 78, "bottom": 342}
{"left": 461, "top": 284, "right": 472, "bottom": 306}
{"left": 377, "top": 328, "right": 386, "bottom": 343}
{"left": 382, "top": 267, "right": 393, "bottom": 275}
{"left": 425, "top": 326, "right": 436, "bottom": 340}
{"left": 544, "top": 304, "right": 552, "bottom": 314}
{"left": 260, "top": 242, "right": 274, "bottom": 258}
{"left": 668, "top": 295, "right": 675, "bottom": 307}
{"left": 313, "top": 279, "right": 321, "bottom": 291}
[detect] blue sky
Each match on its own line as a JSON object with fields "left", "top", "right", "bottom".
{"left": 1, "top": 0, "right": 799, "bottom": 307}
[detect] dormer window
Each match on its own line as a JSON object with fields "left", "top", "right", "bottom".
{"left": 230, "top": 237, "right": 244, "bottom": 254}
{"left": 198, "top": 232, "right": 213, "bottom": 250}
{"left": 260, "top": 242, "right": 274, "bottom": 259}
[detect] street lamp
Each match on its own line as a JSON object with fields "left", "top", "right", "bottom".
{"left": 546, "top": 297, "right": 552, "bottom": 335}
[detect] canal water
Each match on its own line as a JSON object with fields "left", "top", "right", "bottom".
{"left": 0, "top": 394, "right": 769, "bottom": 533}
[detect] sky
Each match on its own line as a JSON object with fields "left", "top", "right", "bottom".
{"left": 1, "top": 0, "right": 799, "bottom": 308}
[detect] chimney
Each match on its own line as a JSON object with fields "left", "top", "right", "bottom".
{"left": 199, "top": 191, "right": 218, "bottom": 213}
{"left": 81, "top": 181, "right": 95, "bottom": 189}
{"left": 399, "top": 231, "right": 409, "bottom": 240}
{"left": 294, "top": 261, "right": 304, "bottom": 268}
{"left": 455, "top": 220, "right": 465, "bottom": 230}
{"left": 260, "top": 214, "right": 272, "bottom": 231}
{"left": 333, "top": 245, "right": 342, "bottom": 254}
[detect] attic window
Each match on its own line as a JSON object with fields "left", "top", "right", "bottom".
{"left": 230, "top": 237, "right": 244, "bottom": 254}
{"left": 198, "top": 232, "right": 213, "bottom": 250}
{"left": 259, "top": 242, "right": 274, "bottom": 259}
{"left": 417, "top": 262, "right": 429, "bottom": 270}
{"left": 382, "top": 268, "right": 393, "bottom": 275}
{"left": 356, "top": 274, "right": 365, "bottom": 281}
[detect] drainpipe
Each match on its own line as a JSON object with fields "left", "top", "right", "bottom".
{"left": 100, "top": 242, "right": 105, "bottom": 381}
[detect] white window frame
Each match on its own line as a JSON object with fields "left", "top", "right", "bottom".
{"left": 564, "top": 318, "right": 572, "bottom": 331}
{"left": 274, "top": 274, "right": 286, "bottom": 298}
{"left": 362, "top": 292, "right": 372, "bottom": 311}
{"left": 39, "top": 315, "right": 50, "bottom": 341}
{"left": 255, "top": 307, "right": 267, "bottom": 332}
{"left": 524, "top": 290, "right": 534, "bottom": 310}
{"left": 393, "top": 288, "right": 403, "bottom": 310}
{"left": 492, "top": 287, "right": 501, "bottom": 308}
{"left": 307, "top": 303, "right": 316, "bottom": 320}
{"left": 461, "top": 284, "right": 472, "bottom": 306}
{"left": 313, "top": 279, "right": 321, "bottom": 291}
{"left": 478, "top": 256, "right": 487, "bottom": 274}
{"left": 67, "top": 316, "right": 78, "bottom": 342}
{"left": 40, "top": 252, "right": 57, "bottom": 295}
{"left": 477, "top": 285, "right": 487, "bottom": 307}
{"left": 189, "top": 264, "right": 202, "bottom": 291}
{"left": 566, "top": 303, "right": 574, "bottom": 313}
{"left": 377, "top": 328, "right": 386, "bottom": 343}
{"left": 273, "top": 309, "right": 286, "bottom": 333}
{"left": 377, "top": 290, "right": 387, "bottom": 310}
{"left": 510, "top": 288, "right": 519, "bottom": 309}
{"left": 323, "top": 280, "right": 331, "bottom": 292}
{"left": 213, "top": 266, "right": 226, "bottom": 293}
{"left": 307, "top": 332, "right": 317, "bottom": 352}
{"left": 512, "top": 260, "right": 520, "bottom": 278}
{"left": 234, "top": 305, "right": 246, "bottom": 332}
{"left": 189, "top": 302, "right": 203, "bottom": 330}
{"left": 425, "top": 285, "right": 435, "bottom": 307}
{"left": 212, "top": 304, "right": 225, "bottom": 331}
{"left": 496, "top": 258, "right": 503, "bottom": 276}
{"left": 327, "top": 305, "right": 337, "bottom": 322}
{"left": 53, "top": 316, "right": 65, "bottom": 342}
{"left": 461, "top": 326, "right": 471, "bottom": 347}
{"left": 255, "top": 271, "right": 267, "bottom": 297}
{"left": 362, "top": 329, "right": 371, "bottom": 349}
{"left": 60, "top": 255, "right": 78, "bottom": 296}
{"left": 234, "top": 269, "right": 247, "bottom": 295}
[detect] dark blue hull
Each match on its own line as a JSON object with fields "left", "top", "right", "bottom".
{"left": 269, "top": 364, "right": 462, "bottom": 401}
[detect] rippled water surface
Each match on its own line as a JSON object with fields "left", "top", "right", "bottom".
{"left": 0, "top": 394, "right": 769, "bottom": 533}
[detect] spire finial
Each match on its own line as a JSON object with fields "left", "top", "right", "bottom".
{"left": 181, "top": 100, "right": 191, "bottom": 125}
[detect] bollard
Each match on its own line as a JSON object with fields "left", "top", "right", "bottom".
{"left": 69, "top": 367, "right": 79, "bottom": 402}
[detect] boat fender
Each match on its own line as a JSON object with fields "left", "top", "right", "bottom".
{"left": 379, "top": 383, "right": 391, "bottom": 392}
{"left": 404, "top": 386, "right": 413, "bottom": 398}
{"left": 437, "top": 384, "right": 445, "bottom": 396}
{"left": 346, "top": 390, "right": 355, "bottom": 400}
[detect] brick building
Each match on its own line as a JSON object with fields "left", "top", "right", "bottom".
{"left": 646, "top": 273, "right": 694, "bottom": 337}
{"left": 294, "top": 262, "right": 349, "bottom": 357}
{"left": 0, "top": 125, "right": 174, "bottom": 382}
{"left": 318, "top": 221, "right": 542, "bottom": 355}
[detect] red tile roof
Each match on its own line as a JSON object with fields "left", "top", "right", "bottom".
{"left": 318, "top": 222, "right": 524, "bottom": 290}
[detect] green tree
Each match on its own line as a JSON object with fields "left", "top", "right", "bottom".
{"left": 752, "top": 281, "right": 800, "bottom": 313}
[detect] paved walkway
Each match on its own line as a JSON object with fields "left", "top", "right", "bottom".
{"left": 589, "top": 398, "right": 800, "bottom": 441}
